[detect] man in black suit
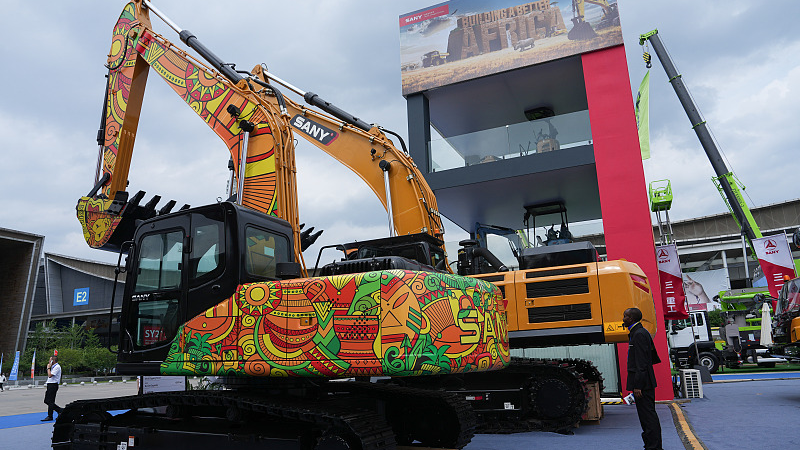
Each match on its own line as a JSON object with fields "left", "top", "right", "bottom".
{"left": 624, "top": 307, "right": 662, "bottom": 450}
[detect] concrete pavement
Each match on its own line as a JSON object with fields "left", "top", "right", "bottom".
{"left": 0, "top": 375, "right": 798, "bottom": 449}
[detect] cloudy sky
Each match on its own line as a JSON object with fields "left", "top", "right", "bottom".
{"left": 1, "top": 0, "right": 797, "bottom": 265}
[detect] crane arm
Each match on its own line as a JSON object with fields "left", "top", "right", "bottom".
{"left": 639, "top": 29, "right": 762, "bottom": 252}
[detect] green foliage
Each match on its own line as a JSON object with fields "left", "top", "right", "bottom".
{"left": 57, "top": 348, "right": 85, "bottom": 374}
{"left": 24, "top": 321, "right": 116, "bottom": 377}
{"left": 83, "top": 347, "right": 117, "bottom": 376}
{"left": 707, "top": 309, "right": 724, "bottom": 328}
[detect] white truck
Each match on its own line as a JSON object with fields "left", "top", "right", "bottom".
{"left": 668, "top": 310, "right": 784, "bottom": 373}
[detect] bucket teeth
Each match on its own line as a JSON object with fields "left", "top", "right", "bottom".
{"left": 158, "top": 200, "right": 177, "bottom": 215}
{"left": 142, "top": 195, "right": 162, "bottom": 216}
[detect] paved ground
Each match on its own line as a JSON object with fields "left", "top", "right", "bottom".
{"left": 0, "top": 374, "right": 798, "bottom": 449}
{"left": 0, "top": 382, "right": 138, "bottom": 417}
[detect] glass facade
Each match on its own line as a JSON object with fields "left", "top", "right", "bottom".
{"left": 429, "top": 110, "right": 592, "bottom": 172}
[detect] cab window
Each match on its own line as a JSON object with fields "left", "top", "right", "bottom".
{"left": 245, "top": 226, "right": 289, "bottom": 279}
{"left": 135, "top": 231, "right": 183, "bottom": 292}
{"left": 189, "top": 214, "right": 225, "bottom": 285}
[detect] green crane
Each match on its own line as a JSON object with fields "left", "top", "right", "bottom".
{"left": 639, "top": 30, "right": 763, "bottom": 254}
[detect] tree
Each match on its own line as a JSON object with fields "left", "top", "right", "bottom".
{"left": 57, "top": 348, "right": 84, "bottom": 374}
{"left": 83, "top": 347, "right": 117, "bottom": 376}
{"left": 707, "top": 308, "right": 724, "bottom": 328}
{"left": 57, "top": 324, "right": 88, "bottom": 349}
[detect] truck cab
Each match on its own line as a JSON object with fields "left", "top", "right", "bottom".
{"left": 668, "top": 311, "right": 739, "bottom": 373}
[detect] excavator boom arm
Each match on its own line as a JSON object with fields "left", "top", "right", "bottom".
{"left": 251, "top": 66, "right": 445, "bottom": 242}
{"left": 78, "top": 1, "right": 303, "bottom": 265}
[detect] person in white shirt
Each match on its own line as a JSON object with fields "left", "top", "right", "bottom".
{"left": 42, "top": 356, "right": 63, "bottom": 421}
{"left": 0, "top": 372, "right": 6, "bottom": 391}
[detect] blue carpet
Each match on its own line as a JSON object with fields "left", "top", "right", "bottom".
{"left": 712, "top": 371, "right": 800, "bottom": 381}
{"left": 0, "top": 412, "right": 58, "bottom": 429}
{"left": 0, "top": 410, "right": 129, "bottom": 430}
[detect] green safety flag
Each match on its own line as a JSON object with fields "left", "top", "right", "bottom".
{"left": 635, "top": 70, "right": 651, "bottom": 159}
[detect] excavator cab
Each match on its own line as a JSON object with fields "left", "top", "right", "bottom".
{"left": 116, "top": 201, "right": 299, "bottom": 374}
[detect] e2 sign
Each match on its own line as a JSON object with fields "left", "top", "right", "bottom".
{"left": 74, "top": 287, "right": 89, "bottom": 306}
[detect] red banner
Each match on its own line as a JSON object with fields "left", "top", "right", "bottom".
{"left": 656, "top": 244, "right": 688, "bottom": 320}
{"left": 399, "top": 4, "right": 449, "bottom": 27}
{"left": 753, "top": 235, "right": 797, "bottom": 300}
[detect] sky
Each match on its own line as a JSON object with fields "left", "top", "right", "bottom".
{"left": 1, "top": 0, "right": 798, "bottom": 266}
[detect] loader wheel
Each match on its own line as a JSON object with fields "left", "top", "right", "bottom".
{"left": 697, "top": 352, "right": 720, "bottom": 373}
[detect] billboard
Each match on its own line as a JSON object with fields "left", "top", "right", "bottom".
{"left": 399, "top": 0, "right": 623, "bottom": 95}
{"left": 682, "top": 269, "right": 729, "bottom": 312}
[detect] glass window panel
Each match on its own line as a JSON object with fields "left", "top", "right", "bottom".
{"left": 132, "top": 297, "right": 180, "bottom": 348}
{"left": 135, "top": 231, "right": 183, "bottom": 292}
{"left": 246, "top": 226, "right": 289, "bottom": 279}
{"left": 190, "top": 219, "right": 224, "bottom": 284}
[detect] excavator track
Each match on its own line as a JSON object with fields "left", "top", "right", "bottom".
{"left": 404, "top": 357, "right": 589, "bottom": 434}
{"left": 521, "top": 358, "right": 589, "bottom": 433}
{"left": 51, "top": 381, "right": 475, "bottom": 450}
{"left": 52, "top": 389, "right": 397, "bottom": 450}
{"left": 560, "top": 358, "right": 605, "bottom": 393}
{"left": 335, "top": 381, "right": 476, "bottom": 449}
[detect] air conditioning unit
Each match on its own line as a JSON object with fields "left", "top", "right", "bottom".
{"left": 680, "top": 369, "right": 703, "bottom": 398}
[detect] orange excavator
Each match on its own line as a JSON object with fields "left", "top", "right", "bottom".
{"left": 568, "top": 0, "right": 620, "bottom": 40}
{"left": 59, "top": 1, "right": 655, "bottom": 448}
{"left": 65, "top": 2, "right": 506, "bottom": 449}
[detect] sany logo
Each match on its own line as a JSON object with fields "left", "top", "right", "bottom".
{"left": 291, "top": 115, "right": 338, "bottom": 146}
{"left": 764, "top": 239, "right": 780, "bottom": 255}
{"left": 658, "top": 249, "right": 669, "bottom": 258}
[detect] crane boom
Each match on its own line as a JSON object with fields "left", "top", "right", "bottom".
{"left": 639, "top": 29, "right": 762, "bottom": 250}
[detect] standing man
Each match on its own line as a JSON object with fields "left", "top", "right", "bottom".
{"left": 623, "top": 307, "right": 662, "bottom": 450}
{"left": 41, "top": 355, "right": 63, "bottom": 421}
{"left": 0, "top": 372, "right": 6, "bottom": 391}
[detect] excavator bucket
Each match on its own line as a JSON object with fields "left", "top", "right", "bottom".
{"left": 76, "top": 191, "right": 166, "bottom": 252}
{"left": 568, "top": 19, "right": 597, "bottom": 40}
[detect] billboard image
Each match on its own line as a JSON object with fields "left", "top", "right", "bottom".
{"left": 399, "top": 0, "right": 623, "bottom": 95}
{"left": 682, "top": 269, "right": 729, "bottom": 312}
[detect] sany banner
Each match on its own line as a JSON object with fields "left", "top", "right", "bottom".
{"left": 9, "top": 351, "right": 20, "bottom": 381}
{"left": 655, "top": 244, "right": 688, "bottom": 319}
{"left": 31, "top": 350, "right": 36, "bottom": 379}
{"left": 753, "top": 234, "right": 797, "bottom": 300}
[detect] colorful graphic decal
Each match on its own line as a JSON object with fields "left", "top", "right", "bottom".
{"left": 76, "top": 196, "right": 121, "bottom": 248}
{"left": 81, "top": 2, "right": 282, "bottom": 248}
{"left": 161, "top": 270, "right": 509, "bottom": 377}
{"left": 133, "top": 28, "right": 280, "bottom": 216}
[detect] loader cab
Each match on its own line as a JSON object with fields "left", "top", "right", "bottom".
{"left": 116, "top": 202, "right": 296, "bottom": 374}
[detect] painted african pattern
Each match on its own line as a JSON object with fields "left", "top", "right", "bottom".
{"left": 161, "top": 270, "right": 509, "bottom": 377}
{"left": 79, "top": 2, "right": 282, "bottom": 249}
